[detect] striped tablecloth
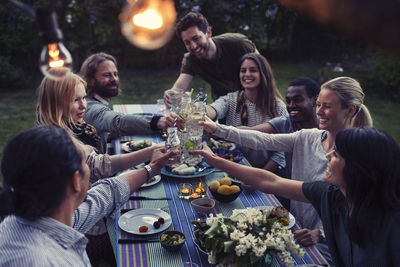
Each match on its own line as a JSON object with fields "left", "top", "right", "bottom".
{"left": 106, "top": 104, "right": 329, "bottom": 267}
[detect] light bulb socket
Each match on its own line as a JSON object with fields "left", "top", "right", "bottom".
{"left": 36, "top": 8, "right": 63, "bottom": 44}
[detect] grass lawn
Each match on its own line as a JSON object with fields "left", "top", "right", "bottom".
{"left": 0, "top": 62, "right": 399, "bottom": 184}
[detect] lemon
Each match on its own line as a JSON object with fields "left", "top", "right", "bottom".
{"left": 230, "top": 185, "right": 241, "bottom": 194}
{"left": 209, "top": 180, "right": 220, "bottom": 192}
{"left": 219, "top": 177, "right": 232, "bottom": 186}
{"left": 217, "top": 185, "right": 231, "bottom": 195}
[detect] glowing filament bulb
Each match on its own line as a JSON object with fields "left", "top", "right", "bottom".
{"left": 39, "top": 42, "right": 72, "bottom": 79}
{"left": 133, "top": 9, "right": 163, "bottom": 29}
{"left": 119, "top": 0, "right": 176, "bottom": 50}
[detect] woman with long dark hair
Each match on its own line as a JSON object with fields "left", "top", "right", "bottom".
{"left": 205, "top": 52, "right": 287, "bottom": 173}
{"left": 193, "top": 126, "right": 400, "bottom": 266}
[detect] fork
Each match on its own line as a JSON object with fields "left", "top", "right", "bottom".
{"left": 197, "top": 165, "right": 213, "bottom": 172}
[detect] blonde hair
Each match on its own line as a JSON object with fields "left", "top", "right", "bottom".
{"left": 36, "top": 68, "right": 86, "bottom": 134}
{"left": 321, "top": 76, "right": 373, "bottom": 127}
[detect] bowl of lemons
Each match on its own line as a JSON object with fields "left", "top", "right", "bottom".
{"left": 208, "top": 177, "right": 242, "bottom": 203}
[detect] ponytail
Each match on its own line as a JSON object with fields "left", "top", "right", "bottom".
{"left": 352, "top": 104, "right": 373, "bottom": 128}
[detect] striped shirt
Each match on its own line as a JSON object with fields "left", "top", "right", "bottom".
{"left": 0, "top": 177, "right": 130, "bottom": 266}
{"left": 210, "top": 91, "right": 288, "bottom": 168}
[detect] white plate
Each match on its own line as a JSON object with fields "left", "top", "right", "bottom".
{"left": 254, "top": 206, "right": 295, "bottom": 229}
{"left": 118, "top": 208, "right": 172, "bottom": 235}
{"left": 140, "top": 175, "right": 161, "bottom": 188}
{"left": 119, "top": 167, "right": 161, "bottom": 188}
{"left": 121, "top": 140, "right": 153, "bottom": 153}
{"left": 161, "top": 162, "right": 216, "bottom": 179}
{"left": 207, "top": 139, "right": 236, "bottom": 151}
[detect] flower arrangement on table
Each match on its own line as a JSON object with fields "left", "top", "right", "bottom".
{"left": 192, "top": 207, "right": 304, "bottom": 267}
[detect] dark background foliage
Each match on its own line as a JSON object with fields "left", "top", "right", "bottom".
{"left": 1, "top": 0, "right": 399, "bottom": 99}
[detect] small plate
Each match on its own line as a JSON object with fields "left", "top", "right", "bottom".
{"left": 119, "top": 169, "right": 161, "bottom": 188}
{"left": 212, "top": 148, "right": 244, "bottom": 163}
{"left": 141, "top": 175, "right": 161, "bottom": 188}
{"left": 255, "top": 206, "right": 295, "bottom": 229}
{"left": 122, "top": 140, "right": 153, "bottom": 153}
{"left": 118, "top": 208, "right": 172, "bottom": 235}
{"left": 206, "top": 138, "right": 236, "bottom": 150}
{"left": 161, "top": 162, "right": 216, "bottom": 179}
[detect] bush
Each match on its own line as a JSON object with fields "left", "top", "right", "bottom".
{"left": 366, "top": 52, "right": 400, "bottom": 100}
{"left": 0, "top": 56, "right": 25, "bottom": 88}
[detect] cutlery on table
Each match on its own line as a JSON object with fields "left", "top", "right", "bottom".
{"left": 197, "top": 165, "right": 213, "bottom": 172}
{"left": 129, "top": 196, "right": 171, "bottom": 201}
{"left": 120, "top": 205, "right": 169, "bottom": 214}
{"left": 118, "top": 238, "right": 159, "bottom": 244}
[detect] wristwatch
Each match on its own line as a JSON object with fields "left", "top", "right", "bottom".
{"left": 143, "top": 165, "right": 154, "bottom": 183}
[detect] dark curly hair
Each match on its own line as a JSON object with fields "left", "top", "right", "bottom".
{"left": 176, "top": 12, "right": 209, "bottom": 39}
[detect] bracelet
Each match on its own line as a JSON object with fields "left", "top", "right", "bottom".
{"left": 143, "top": 165, "right": 154, "bottom": 183}
{"left": 320, "top": 229, "right": 326, "bottom": 242}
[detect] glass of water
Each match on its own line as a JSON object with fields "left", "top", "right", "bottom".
{"left": 157, "top": 99, "right": 166, "bottom": 115}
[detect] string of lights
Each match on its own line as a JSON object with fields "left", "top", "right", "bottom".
{"left": 9, "top": 0, "right": 177, "bottom": 79}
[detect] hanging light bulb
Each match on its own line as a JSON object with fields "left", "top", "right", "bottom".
{"left": 37, "top": 8, "right": 73, "bottom": 79}
{"left": 119, "top": 0, "right": 177, "bottom": 50}
{"left": 39, "top": 42, "right": 72, "bottom": 78}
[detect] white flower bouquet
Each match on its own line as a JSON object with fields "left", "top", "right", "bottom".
{"left": 192, "top": 207, "right": 304, "bottom": 267}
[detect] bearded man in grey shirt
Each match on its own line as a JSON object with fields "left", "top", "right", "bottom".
{"left": 80, "top": 52, "right": 177, "bottom": 152}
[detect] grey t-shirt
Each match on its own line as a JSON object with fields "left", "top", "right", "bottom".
{"left": 268, "top": 115, "right": 298, "bottom": 178}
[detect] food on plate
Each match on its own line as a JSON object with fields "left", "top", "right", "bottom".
{"left": 158, "top": 217, "right": 165, "bottom": 224}
{"left": 172, "top": 164, "right": 196, "bottom": 175}
{"left": 207, "top": 138, "right": 234, "bottom": 150}
{"left": 270, "top": 206, "right": 290, "bottom": 226}
{"left": 215, "top": 152, "right": 238, "bottom": 162}
{"left": 209, "top": 180, "right": 220, "bottom": 192}
{"left": 127, "top": 140, "right": 152, "bottom": 151}
{"left": 172, "top": 164, "right": 188, "bottom": 172}
{"left": 210, "top": 177, "right": 242, "bottom": 196}
{"left": 153, "top": 221, "right": 160, "bottom": 229}
{"left": 144, "top": 176, "right": 156, "bottom": 184}
{"left": 139, "top": 225, "right": 148, "bottom": 232}
{"left": 219, "top": 177, "right": 232, "bottom": 186}
{"left": 217, "top": 185, "right": 232, "bottom": 195}
{"left": 230, "top": 185, "right": 241, "bottom": 193}
{"left": 160, "top": 232, "right": 185, "bottom": 245}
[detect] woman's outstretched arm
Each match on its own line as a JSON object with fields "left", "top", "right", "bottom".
{"left": 192, "top": 144, "right": 308, "bottom": 203}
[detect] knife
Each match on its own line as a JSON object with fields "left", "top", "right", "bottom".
{"left": 129, "top": 196, "right": 171, "bottom": 200}
{"left": 118, "top": 238, "right": 159, "bottom": 244}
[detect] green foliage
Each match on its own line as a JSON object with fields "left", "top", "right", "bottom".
{"left": 368, "top": 53, "right": 400, "bottom": 100}
{"left": 0, "top": 56, "right": 25, "bottom": 87}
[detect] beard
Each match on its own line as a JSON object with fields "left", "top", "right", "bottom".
{"left": 191, "top": 38, "right": 211, "bottom": 59}
{"left": 92, "top": 78, "right": 120, "bottom": 98}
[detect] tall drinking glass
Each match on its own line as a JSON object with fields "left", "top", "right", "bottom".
{"left": 165, "top": 127, "right": 181, "bottom": 167}
{"left": 169, "top": 92, "right": 183, "bottom": 114}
